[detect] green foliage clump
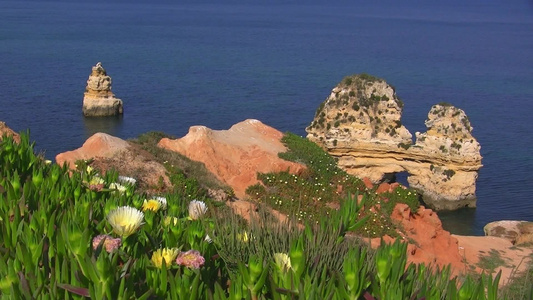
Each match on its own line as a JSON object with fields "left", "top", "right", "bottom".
{"left": 247, "top": 133, "right": 422, "bottom": 239}
{"left": 398, "top": 142, "right": 411, "bottom": 150}
{"left": 358, "top": 73, "right": 381, "bottom": 82}
{"left": 246, "top": 133, "right": 365, "bottom": 223}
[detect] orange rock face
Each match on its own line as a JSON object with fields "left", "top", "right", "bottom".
{"left": 158, "top": 119, "right": 306, "bottom": 198}
{"left": 391, "top": 203, "right": 466, "bottom": 275}
{"left": 0, "top": 121, "right": 20, "bottom": 143}
{"left": 55, "top": 133, "right": 130, "bottom": 168}
{"left": 370, "top": 203, "right": 466, "bottom": 276}
{"left": 55, "top": 132, "right": 171, "bottom": 194}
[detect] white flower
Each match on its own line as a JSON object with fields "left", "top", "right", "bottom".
{"left": 107, "top": 206, "right": 144, "bottom": 237}
{"left": 274, "top": 253, "right": 292, "bottom": 272}
{"left": 109, "top": 182, "right": 127, "bottom": 193}
{"left": 188, "top": 200, "right": 207, "bottom": 220}
{"left": 118, "top": 176, "right": 137, "bottom": 186}
{"left": 204, "top": 234, "right": 212, "bottom": 243}
{"left": 154, "top": 196, "right": 167, "bottom": 210}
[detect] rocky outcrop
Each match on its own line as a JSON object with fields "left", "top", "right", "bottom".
{"left": 56, "top": 133, "right": 170, "bottom": 194}
{"left": 0, "top": 121, "right": 20, "bottom": 143}
{"left": 306, "top": 74, "right": 482, "bottom": 210}
{"left": 82, "top": 62, "right": 123, "bottom": 117}
{"left": 484, "top": 220, "right": 533, "bottom": 245}
{"left": 56, "top": 133, "right": 130, "bottom": 166}
{"left": 391, "top": 203, "right": 466, "bottom": 275}
{"left": 158, "top": 119, "right": 306, "bottom": 198}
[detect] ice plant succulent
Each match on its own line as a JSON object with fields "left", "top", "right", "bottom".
{"left": 109, "top": 182, "right": 127, "bottom": 193}
{"left": 118, "top": 175, "right": 137, "bottom": 186}
{"left": 144, "top": 196, "right": 167, "bottom": 212}
{"left": 107, "top": 206, "right": 144, "bottom": 237}
{"left": 142, "top": 199, "right": 162, "bottom": 212}
{"left": 153, "top": 196, "right": 167, "bottom": 209}
{"left": 188, "top": 200, "right": 207, "bottom": 220}
{"left": 175, "top": 250, "right": 205, "bottom": 269}
{"left": 237, "top": 231, "right": 249, "bottom": 242}
{"left": 151, "top": 248, "right": 179, "bottom": 269}
{"left": 163, "top": 216, "right": 179, "bottom": 226}
{"left": 274, "top": 253, "right": 292, "bottom": 272}
{"left": 88, "top": 176, "right": 105, "bottom": 186}
{"left": 92, "top": 234, "right": 121, "bottom": 253}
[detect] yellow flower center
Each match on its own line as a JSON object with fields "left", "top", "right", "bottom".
{"left": 142, "top": 199, "right": 161, "bottom": 212}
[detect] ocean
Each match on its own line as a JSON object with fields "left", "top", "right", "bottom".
{"left": 0, "top": 0, "right": 532, "bottom": 235}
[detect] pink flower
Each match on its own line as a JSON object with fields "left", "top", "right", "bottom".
{"left": 89, "top": 183, "right": 104, "bottom": 191}
{"left": 92, "top": 234, "right": 121, "bottom": 253}
{"left": 175, "top": 250, "right": 205, "bottom": 269}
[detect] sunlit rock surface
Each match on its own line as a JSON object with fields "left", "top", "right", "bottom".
{"left": 306, "top": 74, "right": 482, "bottom": 210}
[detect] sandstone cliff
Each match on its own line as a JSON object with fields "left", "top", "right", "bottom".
{"left": 0, "top": 121, "right": 20, "bottom": 143}
{"left": 55, "top": 132, "right": 171, "bottom": 194}
{"left": 158, "top": 119, "right": 306, "bottom": 198}
{"left": 306, "top": 74, "right": 482, "bottom": 210}
{"left": 82, "top": 62, "right": 123, "bottom": 117}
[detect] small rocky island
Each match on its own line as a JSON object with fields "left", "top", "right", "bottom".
{"left": 82, "top": 62, "right": 123, "bottom": 117}
{"left": 306, "top": 74, "right": 482, "bottom": 210}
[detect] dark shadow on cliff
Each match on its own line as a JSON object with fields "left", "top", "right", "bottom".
{"left": 83, "top": 115, "right": 123, "bottom": 138}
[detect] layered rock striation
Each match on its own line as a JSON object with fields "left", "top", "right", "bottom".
{"left": 306, "top": 74, "right": 482, "bottom": 210}
{"left": 82, "top": 62, "right": 123, "bottom": 117}
{"left": 158, "top": 119, "right": 306, "bottom": 198}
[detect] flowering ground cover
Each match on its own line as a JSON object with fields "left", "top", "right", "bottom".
{"left": 0, "top": 133, "right": 526, "bottom": 299}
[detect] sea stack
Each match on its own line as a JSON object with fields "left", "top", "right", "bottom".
{"left": 82, "top": 62, "right": 123, "bottom": 117}
{"left": 306, "top": 74, "right": 482, "bottom": 210}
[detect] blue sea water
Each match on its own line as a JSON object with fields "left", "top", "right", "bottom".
{"left": 0, "top": 0, "right": 532, "bottom": 235}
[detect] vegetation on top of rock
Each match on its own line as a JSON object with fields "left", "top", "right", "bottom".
{"left": 342, "top": 73, "right": 382, "bottom": 87}
{"left": 130, "top": 131, "right": 230, "bottom": 196}
{"left": 438, "top": 102, "right": 453, "bottom": 107}
{"left": 306, "top": 73, "right": 405, "bottom": 135}
{"left": 246, "top": 132, "right": 420, "bottom": 238}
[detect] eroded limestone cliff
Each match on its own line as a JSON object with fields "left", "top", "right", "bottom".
{"left": 158, "top": 119, "right": 306, "bottom": 198}
{"left": 82, "top": 62, "right": 123, "bottom": 117}
{"left": 306, "top": 74, "right": 482, "bottom": 210}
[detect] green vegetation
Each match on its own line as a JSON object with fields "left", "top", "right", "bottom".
{"left": 443, "top": 169, "right": 456, "bottom": 180}
{"left": 500, "top": 252, "right": 533, "bottom": 299}
{"left": 451, "top": 141, "right": 462, "bottom": 150}
{"left": 398, "top": 142, "right": 411, "bottom": 150}
{"left": 477, "top": 249, "right": 511, "bottom": 273}
{"left": 0, "top": 132, "right": 525, "bottom": 299}
{"left": 247, "top": 133, "right": 420, "bottom": 238}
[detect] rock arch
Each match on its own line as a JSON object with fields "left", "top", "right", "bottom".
{"left": 306, "top": 74, "right": 482, "bottom": 210}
